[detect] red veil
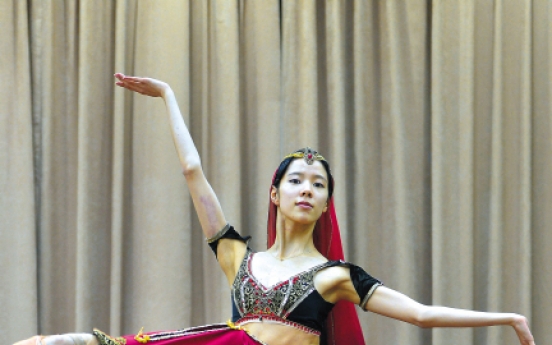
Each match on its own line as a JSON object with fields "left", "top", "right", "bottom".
{"left": 267, "top": 173, "right": 365, "bottom": 345}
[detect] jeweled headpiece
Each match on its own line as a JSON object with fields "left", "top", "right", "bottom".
{"left": 283, "top": 147, "right": 325, "bottom": 165}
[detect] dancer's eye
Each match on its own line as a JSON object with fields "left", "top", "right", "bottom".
{"left": 314, "top": 182, "right": 325, "bottom": 188}
{"left": 289, "top": 179, "right": 301, "bottom": 184}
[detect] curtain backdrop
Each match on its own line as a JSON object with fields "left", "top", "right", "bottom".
{"left": 1, "top": 1, "right": 550, "bottom": 344}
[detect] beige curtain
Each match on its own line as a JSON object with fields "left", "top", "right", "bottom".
{"left": 1, "top": 1, "right": 550, "bottom": 344}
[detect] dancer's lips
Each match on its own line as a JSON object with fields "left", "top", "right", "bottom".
{"left": 296, "top": 201, "right": 313, "bottom": 209}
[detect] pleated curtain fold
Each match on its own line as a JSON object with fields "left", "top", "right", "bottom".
{"left": 1, "top": 1, "right": 550, "bottom": 344}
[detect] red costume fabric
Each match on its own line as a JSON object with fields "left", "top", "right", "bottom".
{"left": 93, "top": 325, "right": 265, "bottom": 345}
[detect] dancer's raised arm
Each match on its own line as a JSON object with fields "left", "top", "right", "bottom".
{"left": 114, "top": 73, "right": 246, "bottom": 281}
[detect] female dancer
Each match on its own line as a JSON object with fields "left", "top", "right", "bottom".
{"left": 14, "top": 74, "right": 536, "bottom": 345}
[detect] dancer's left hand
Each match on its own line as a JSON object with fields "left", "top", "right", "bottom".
{"left": 512, "top": 314, "right": 536, "bottom": 345}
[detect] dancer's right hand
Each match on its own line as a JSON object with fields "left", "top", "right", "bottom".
{"left": 114, "top": 73, "right": 170, "bottom": 98}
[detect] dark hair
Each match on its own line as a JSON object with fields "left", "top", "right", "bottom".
{"left": 272, "top": 149, "right": 334, "bottom": 199}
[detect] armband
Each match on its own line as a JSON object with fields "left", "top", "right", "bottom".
{"left": 206, "top": 224, "right": 250, "bottom": 257}
{"left": 206, "top": 223, "right": 232, "bottom": 244}
{"left": 348, "top": 264, "right": 383, "bottom": 310}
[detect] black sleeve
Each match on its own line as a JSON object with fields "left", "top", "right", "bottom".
{"left": 348, "top": 264, "right": 383, "bottom": 309}
{"left": 207, "top": 225, "right": 251, "bottom": 258}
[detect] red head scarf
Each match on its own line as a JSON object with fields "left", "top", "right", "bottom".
{"left": 267, "top": 168, "right": 365, "bottom": 345}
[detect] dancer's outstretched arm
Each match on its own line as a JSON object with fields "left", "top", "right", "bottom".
{"left": 365, "top": 286, "right": 536, "bottom": 345}
{"left": 114, "top": 73, "right": 246, "bottom": 282}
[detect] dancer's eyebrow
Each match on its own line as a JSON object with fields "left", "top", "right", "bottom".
{"left": 287, "top": 171, "right": 328, "bottom": 181}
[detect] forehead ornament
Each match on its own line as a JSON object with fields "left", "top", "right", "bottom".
{"left": 283, "top": 147, "right": 326, "bottom": 165}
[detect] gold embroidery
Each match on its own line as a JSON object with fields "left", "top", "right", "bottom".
{"left": 134, "top": 327, "right": 151, "bottom": 343}
{"left": 93, "top": 329, "right": 126, "bottom": 345}
{"left": 226, "top": 319, "right": 242, "bottom": 330}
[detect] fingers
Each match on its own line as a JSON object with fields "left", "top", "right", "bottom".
{"left": 516, "top": 328, "right": 536, "bottom": 345}
{"left": 114, "top": 73, "right": 142, "bottom": 84}
{"left": 114, "top": 74, "right": 142, "bottom": 91}
{"left": 117, "top": 81, "right": 144, "bottom": 94}
{"left": 121, "top": 76, "right": 141, "bottom": 82}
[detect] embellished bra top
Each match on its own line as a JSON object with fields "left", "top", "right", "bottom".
{"left": 231, "top": 249, "right": 343, "bottom": 335}
{"left": 208, "top": 225, "right": 383, "bottom": 337}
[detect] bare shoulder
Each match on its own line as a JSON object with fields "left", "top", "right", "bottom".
{"left": 314, "top": 265, "right": 360, "bottom": 304}
{"left": 316, "top": 265, "right": 350, "bottom": 283}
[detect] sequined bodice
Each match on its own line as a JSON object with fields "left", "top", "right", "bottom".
{"left": 231, "top": 250, "right": 335, "bottom": 319}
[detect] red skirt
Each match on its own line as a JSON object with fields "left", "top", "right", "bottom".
{"left": 93, "top": 323, "right": 266, "bottom": 345}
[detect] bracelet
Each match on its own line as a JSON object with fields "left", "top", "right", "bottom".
{"left": 360, "top": 283, "right": 383, "bottom": 310}
{"left": 206, "top": 223, "right": 231, "bottom": 244}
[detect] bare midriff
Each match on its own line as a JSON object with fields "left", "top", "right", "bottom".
{"left": 242, "top": 321, "right": 320, "bottom": 345}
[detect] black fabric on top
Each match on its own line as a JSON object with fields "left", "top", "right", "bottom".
{"left": 349, "top": 263, "right": 382, "bottom": 302}
{"left": 208, "top": 226, "right": 251, "bottom": 258}
{"left": 231, "top": 288, "right": 335, "bottom": 332}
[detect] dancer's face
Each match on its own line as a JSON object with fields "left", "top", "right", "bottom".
{"left": 271, "top": 159, "right": 329, "bottom": 225}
